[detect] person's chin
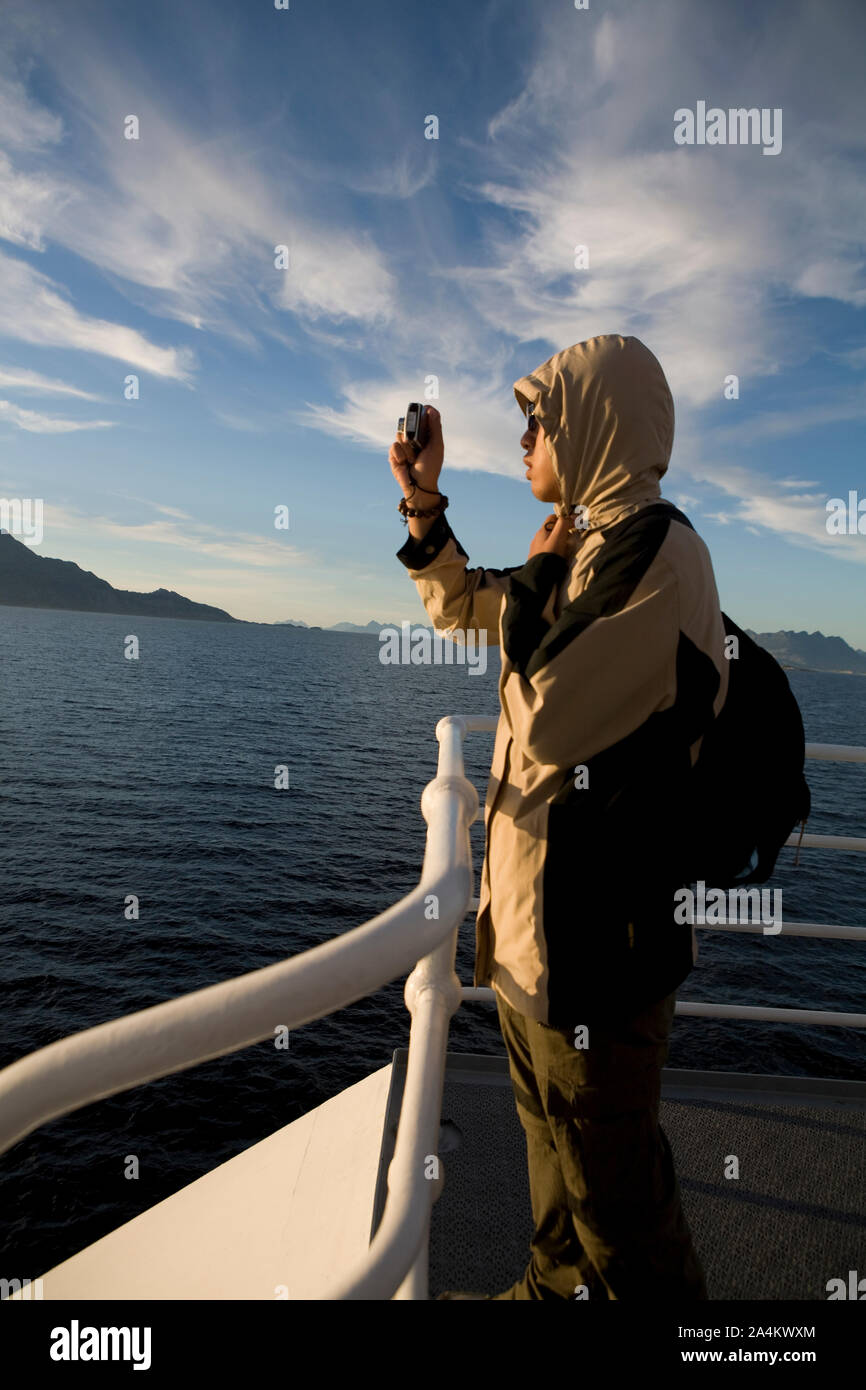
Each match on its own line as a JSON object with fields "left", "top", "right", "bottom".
{"left": 531, "top": 483, "right": 554, "bottom": 503}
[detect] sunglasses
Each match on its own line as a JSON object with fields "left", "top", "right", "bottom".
{"left": 526, "top": 407, "right": 539, "bottom": 433}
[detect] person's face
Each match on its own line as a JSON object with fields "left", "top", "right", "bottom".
{"left": 521, "top": 409, "right": 560, "bottom": 504}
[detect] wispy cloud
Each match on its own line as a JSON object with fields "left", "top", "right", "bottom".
{"left": 686, "top": 456, "right": 866, "bottom": 566}
{"left": 211, "top": 409, "right": 271, "bottom": 434}
{"left": 44, "top": 503, "right": 311, "bottom": 570}
{"left": 710, "top": 389, "right": 866, "bottom": 445}
{"left": 0, "top": 399, "right": 113, "bottom": 432}
{"left": 343, "top": 149, "right": 437, "bottom": 200}
{"left": 454, "top": 2, "right": 865, "bottom": 419}
{"left": 0, "top": 364, "right": 102, "bottom": 399}
{"left": 0, "top": 71, "right": 64, "bottom": 151}
{"left": 0, "top": 252, "right": 196, "bottom": 378}
{"left": 0, "top": 29, "right": 399, "bottom": 342}
{"left": 0, "top": 151, "right": 73, "bottom": 250}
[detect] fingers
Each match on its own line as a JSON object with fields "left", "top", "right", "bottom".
{"left": 389, "top": 439, "right": 413, "bottom": 467}
{"left": 388, "top": 441, "right": 414, "bottom": 490}
{"left": 420, "top": 405, "right": 442, "bottom": 452}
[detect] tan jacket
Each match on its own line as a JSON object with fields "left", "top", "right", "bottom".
{"left": 397, "top": 336, "right": 729, "bottom": 1026}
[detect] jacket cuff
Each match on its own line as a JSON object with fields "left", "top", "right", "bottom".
{"left": 396, "top": 513, "right": 467, "bottom": 571}
{"left": 501, "top": 552, "right": 568, "bottom": 673}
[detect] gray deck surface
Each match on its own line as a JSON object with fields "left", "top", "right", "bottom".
{"left": 377, "top": 1051, "right": 866, "bottom": 1301}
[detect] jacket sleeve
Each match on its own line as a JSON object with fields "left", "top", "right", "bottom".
{"left": 499, "top": 551, "right": 681, "bottom": 768}
{"left": 396, "top": 513, "right": 521, "bottom": 645}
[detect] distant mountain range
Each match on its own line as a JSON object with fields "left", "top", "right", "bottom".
{"left": 2, "top": 531, "right": 864, "bottom": 668}
{"left": 284, "top": 618, "right": 866, "bottom": 670}
{"left": 285, "top": 618, "right": 866, "bottom": 673}
{"left": 744, "top": 628, "right": 866, "bottom": 675}
{"left": 0, "top": 531, "right": 236, "bottom": 622}
{"left": 329, "top": 620, "right": 408, "bottom": 633}
{"left": 277, "top": 619, "right": 430, "bottom": 634}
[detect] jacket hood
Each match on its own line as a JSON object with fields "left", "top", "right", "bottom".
{"left": 513, "top": 335, "right": 675, "bottom": 529}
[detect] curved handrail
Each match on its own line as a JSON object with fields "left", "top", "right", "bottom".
{"left": 0, "top": 727, "right": 479, "bottom": 1160}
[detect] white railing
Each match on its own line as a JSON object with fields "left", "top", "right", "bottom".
{"left": 0, "top": 719, "right": 862, "bottom": 1301}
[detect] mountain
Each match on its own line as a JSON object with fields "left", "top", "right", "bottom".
{"left": 0, "top": 531, "right": 237, "bottom": 622}
{"left": 746, "top": 628, "right": 866, "bottom": 675}
{"left": 328, "top": 619, "right": 389, "bottom": 633}
{"left": 321, "top": 620, "right": 866, "bottom": 671}
{"left": 275, "top": 619, "right": 309, "bottom": 627}
{"left": 313, "top": 619, "right": 866, "bottom": 670}
{"left": 327, "top": 619, "right": 437, "bottom": 634}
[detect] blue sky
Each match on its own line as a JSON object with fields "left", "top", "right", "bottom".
{"left": 1, "top": 0, "right": 865, "bottom": 642}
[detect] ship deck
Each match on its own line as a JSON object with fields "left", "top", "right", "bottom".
{"left": 376, "top": 1052, "right": 866, "bottom": 1301}
{"left": 18, "top": 1050, "right": 865, "bottom": 1301}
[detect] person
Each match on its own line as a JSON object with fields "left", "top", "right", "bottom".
{"left": 389, "top": 334, "right": 728, "bottom": 1301}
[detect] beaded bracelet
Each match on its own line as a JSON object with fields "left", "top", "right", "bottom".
{"left": 398, "top": 493, "right": 449, "bottom": 522}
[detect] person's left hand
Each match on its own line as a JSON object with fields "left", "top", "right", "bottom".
{"left": 527, "top": 514, "right": 572, "bottom": 560}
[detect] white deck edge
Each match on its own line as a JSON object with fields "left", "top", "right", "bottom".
{"left": 9, "top": 1063, "right": 394, "bottom": 1301}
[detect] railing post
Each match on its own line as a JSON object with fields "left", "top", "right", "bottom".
{"left": 388, "top": 716, "right": 474, "bottom": 1300}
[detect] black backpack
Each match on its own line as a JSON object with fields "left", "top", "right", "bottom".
{"left": 680, "top": 613, "right": 811, "bottom": 887}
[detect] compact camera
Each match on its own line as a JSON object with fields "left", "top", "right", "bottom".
{"left": 397, "top": 402, "right": 430, "bottom": 456}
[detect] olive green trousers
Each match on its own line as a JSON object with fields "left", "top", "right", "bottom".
{"left": 492, "top": 990, "right": 708, "bottom": 1300}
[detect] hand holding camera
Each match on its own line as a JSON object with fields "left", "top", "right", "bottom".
{"left": 389, "top": 403, "right": 444, "bottom": 502}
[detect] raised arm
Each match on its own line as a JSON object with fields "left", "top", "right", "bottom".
{"left": 396, "top": 514, "right": 521, "bottom": 645}
{"left": 390, "top": 405, "right": 518, "bottom": 645}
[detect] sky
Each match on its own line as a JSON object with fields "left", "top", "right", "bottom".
{"left": 0, "top": 0, "right": 865, "bottom": 642}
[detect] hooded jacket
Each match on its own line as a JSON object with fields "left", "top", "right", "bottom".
{"left": 397, "top": 335, "right": 729, "bottom": 1027}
